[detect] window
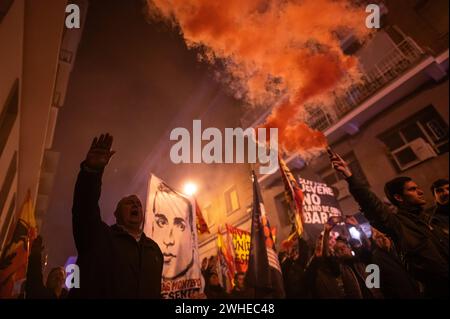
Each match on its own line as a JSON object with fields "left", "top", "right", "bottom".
{"left": 225, "top": 186, "right": 240, "bottom": 215}
{"left": 378, "top": 105, "right": 449, "bottom": 170}
{"left": 0, "top": 79, "right": 19, "bottom": 156}
{"left": 0, "top": 0, "right": 14, "bottom": 23}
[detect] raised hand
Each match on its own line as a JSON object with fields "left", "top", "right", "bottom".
{"left": 30, "top": 235, "right": 44, "bottom": 256}
{"left": 345, "top": 215, "right": 359, "bottom": 226}
{"left": 324, "top": 216, "right": 340, "bottom": 232}
{"left": 327, "top": 148, "right": 352, "bottom": 178}
{"left": 85, "top": 133, "right": 116, "bottom": 171}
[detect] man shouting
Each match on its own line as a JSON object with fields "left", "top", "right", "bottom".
{"left": 70, "top": 133, "right": 163, "bottom": 298}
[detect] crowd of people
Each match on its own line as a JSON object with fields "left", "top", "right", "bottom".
{"left": 278, "top": 151, "right": 448, "bottom": 299}
{"left": 17, "top": 134, "right": 449, "bottom": 299}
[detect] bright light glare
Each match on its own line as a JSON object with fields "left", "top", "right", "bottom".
{"left": 183, "top": 182, "right": 197, "bottom": 196}
{"left": 349, "top": 227, "right": 361, "bottom": 240}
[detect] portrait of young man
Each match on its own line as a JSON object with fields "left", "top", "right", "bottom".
{"left": 144, "top": 176, "right": 203, "bottom": 299}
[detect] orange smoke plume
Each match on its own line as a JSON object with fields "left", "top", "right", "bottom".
{"left": 147, "top": 0, "right": 371, "bottom": 155}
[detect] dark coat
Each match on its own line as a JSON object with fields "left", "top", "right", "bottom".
{"left": 281, "top": 238, "right": 310, "bottom": 298}
{"left": 426, "top": 203, "right": 449, "bottom": 236}
{"left": 347, "top": 175, "right": 449, "bottom": 298}
{"left": 204, "top": 284, "right": 229, "bottom": 299}
{"left": 305, "top": 255, "right": 382, "bottom": 299}
{"left": 367, "top": 244, "right": 420, "bottom": 298}
{"left": 305, "top": 256, "right": 345, "bottom": 299}
{"left": 69, "top": 164, "right": 163, "bottom": 299}
{"left": 229, "top": 287, "right": 254, "bottom": 299}
{"left": 25, "top": 250, "right": 67, "bottom": 299}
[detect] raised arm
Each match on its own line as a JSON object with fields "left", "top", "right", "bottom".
{"left": 328, "top": 148, "right": 399, "bottom": 237}
{"left": 72, "top": 134, "right": 115, "bottom": 253}
{"left": 321, "top": 218, "right": 337, "bottom": 257}
{"left": 25, "top": 236, "right": 47, "bottom": 298}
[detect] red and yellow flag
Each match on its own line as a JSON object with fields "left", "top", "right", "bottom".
{"left": 278, "top": 155, "right": 305, "bottom": 237}
{"left": 0, "top": 190, "right": 37, "bottom": 298}
{"left": 217, "top": 226, "right": 235, "bottom": 289}
{"left": 195, "top": 199, "right": 210, "bottom": 235}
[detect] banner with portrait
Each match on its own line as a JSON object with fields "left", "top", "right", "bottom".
{"left": 144, "top": 175, "right": 203, "bottom": 299}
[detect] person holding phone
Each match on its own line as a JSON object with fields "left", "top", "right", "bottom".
{"left": 328, "top": 148, "right": 448, "bottom": 298}
{"left": 305, "top": 217, "right": 383, "bottom": 299}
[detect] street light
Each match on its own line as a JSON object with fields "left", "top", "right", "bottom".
{"left": 183, "top": 182, "right": 198, "bottom": 196}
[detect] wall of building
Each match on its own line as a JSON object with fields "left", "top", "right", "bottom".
{"left": 385, "top": 0, "right": 449, "bottom": 54}
{"left": 18, "top": 0, "right": 67, "bottom": 219}
{"left": 332, "top": 78, "right": 448, "bottom": 210}
{"left": 0, "top": 0, "right": 24, "bottom": 252}
{"left": 0, "top": 0, "right": 72, "bottom": 252}
{"left": 198, "top": 49, "right": 450, "bottom": 258}
{"left": 141, "top": 0, "right": 450, "bottom": 260}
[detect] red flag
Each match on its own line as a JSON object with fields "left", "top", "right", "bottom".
{"left": 278, "top": 155, "right": 305, "bottom": 237}
{"left": 0, "top": 190, "right": 37, "bottom": 298}
{"left": 195, "top": 199, "right": 210, "bottom": 235}
{"left": 217, "top": 226, "right": 235, "bottom": 290}
{"left": 280, "top": 231, "right": 298, "bottom": 252}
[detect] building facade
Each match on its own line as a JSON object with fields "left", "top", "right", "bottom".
{"left": 134, "top": 1, "right": 449, "bottom": 263}
{"left": 197, "top": 0, "right": 449, "bottom": 260}
{"left": 0, "top": 0, "right": 87, "bottom": 254}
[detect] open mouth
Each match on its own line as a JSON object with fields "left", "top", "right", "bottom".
{"left": 130, "top": 210, "right": 139, "bottom": 217}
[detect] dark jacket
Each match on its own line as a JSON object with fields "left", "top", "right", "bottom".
{"left": 347, "top": 175, "right": 449, "bottom": 298}
{"left": 25, "top": 250, "right": 67, "bottom": 299}
{"left": 366, "top": 243, "right": 419, "bottom": 298}
{"left": 305, "top": 256, "right": 345, "bottom": 299}
{"left": 281, "top": 238, "right": 310, "bottom": 298}
{"left": 229, "top": 286, "right": 254, "bottom": 299}
{"left": 306, "top": 255, "right": 382, "bottom": 299}
{"left": 69, "top": 164, "right": 163, "bottom": 299}
{"left": 427, "top": 204, "right": 449, "bottom": 236}
{"left": 204, "top": 284, "right": 229, "bottom": 299}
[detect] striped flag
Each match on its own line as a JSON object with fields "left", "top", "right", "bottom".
{"left": 0, "top": 190, "right": 37, "bottom": 298}
{"left": 217, "top": 227, "right": 235, "bottom": 290}
{"left": 195, "top": 199, "right": 210, "bottom": 235}
{"left": 245, "top": 171, "right": 285, "bottom": 298}
{"left": 278, "top": 155, "right": 305, "bottom": 237}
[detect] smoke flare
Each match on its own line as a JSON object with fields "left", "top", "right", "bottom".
{"left": 147, "top": 0, "right": 371, "bottom": 155}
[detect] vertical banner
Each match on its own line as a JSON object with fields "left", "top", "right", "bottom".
{"left": 0, "top": 190, "right": 36, "bottom": 298}
{"left": 195, "top": 199, "right": 210, "bottom": 235}
{"left": 297, "top": 177, "right": 342, "bottom": 241}
{"left": 246, "top": 171, "right": 285, "bottom": 298}
{"left": 225, "top": 224, "right": 250, "bottom": 273}
{"left": 217, "top": 229, "right": 235, "bottom": 291}
{"left": 279, "top": 155, "right": 305, "bottom": 237}
{"left": 144, "top": 175, "right": 203, "bottom": 299}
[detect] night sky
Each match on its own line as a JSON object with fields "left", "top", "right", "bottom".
{"left": 42, "top": 0, "right": 239, "bottom": 270}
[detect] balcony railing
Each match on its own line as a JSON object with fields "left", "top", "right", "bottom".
{"left": 242, "top": 37, "right": 426, "bottom": 132}
{"left": 307, "top": 37, "right": 425, "bottom": 131}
